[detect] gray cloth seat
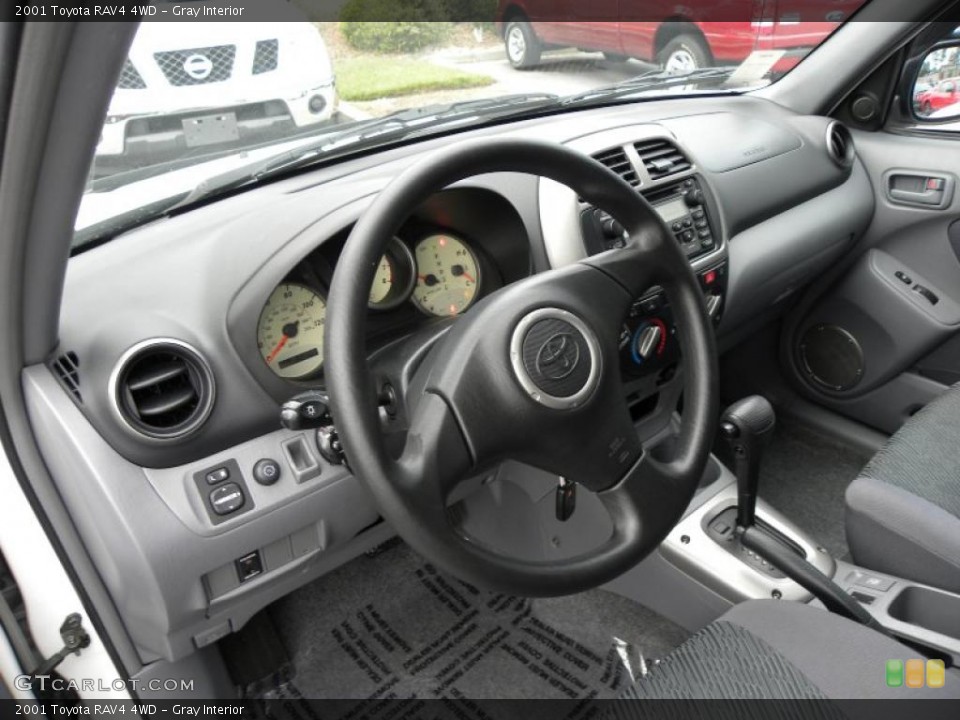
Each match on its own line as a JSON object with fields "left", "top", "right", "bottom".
{"left": 845, "top": 385, "right": 960, "bottom": 593}
{"left": 616, "top": 599, "right": 959, "bottom": 703}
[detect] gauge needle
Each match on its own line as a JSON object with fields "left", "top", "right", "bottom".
{"left": 451, "top": 265, "right": 475, "bottom": 284}
{"left": 265, "top": 335, "right": 289, "bottom": 365}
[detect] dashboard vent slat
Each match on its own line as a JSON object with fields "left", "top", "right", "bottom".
{"left": 134, "top": 386, "right": 200, "bottom": 418}
{"left": 52, "top": 351, "right": 82, "bottom": 403}
{"left": 125, "top": 362, "right": 189, "bottom": 391}
{"left": 591, "top": 146, "right": 640, "bottom": 189}
{"left": 114, "top": 341, "right": 214, "bottom": 440}
{"left": 634, "top": 139, "right": 692, "bottom": 181}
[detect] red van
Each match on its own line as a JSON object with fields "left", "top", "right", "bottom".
{"left": 495, "top": 1, "right": 862, "bottom": 71}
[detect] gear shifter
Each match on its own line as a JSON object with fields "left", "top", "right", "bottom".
{"left": 717, "top": 396, "right": 887, "bottom": 632}
{"left": 719, "top": 395, "right": 776, "bottom": 529}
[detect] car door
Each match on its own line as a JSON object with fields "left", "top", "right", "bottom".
{"left": 781, "top": 24, "right": 960, "bottom": 434}
{"left": 537, "top": 0, "right": 620, "bottom": 51}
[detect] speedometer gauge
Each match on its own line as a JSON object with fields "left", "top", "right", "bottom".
{"left": 411, "top": 234, "right": 480, "bottom": 317}
{"left": 257, "top": 283, "right": 326, "bottom": 380}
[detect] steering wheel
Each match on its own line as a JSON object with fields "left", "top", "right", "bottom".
{"left": 326, "top": 138, "right": 718, "bottom": 597}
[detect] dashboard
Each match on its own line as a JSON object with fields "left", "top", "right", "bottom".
{"left": 29, "top": 95, "right": 876, "bottom": 663}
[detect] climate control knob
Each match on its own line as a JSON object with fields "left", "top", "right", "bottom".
{"left": 684, "top": 189, "right": 704, "bottom": 207}
{"left": 634, "top": 325, "right": 663, "bottom": 363}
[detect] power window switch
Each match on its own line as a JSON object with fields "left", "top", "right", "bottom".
{"left": 912, "top": 284, "right": 939, "bottom": 305}
{"left": 894, "top": 271, "right": 912, "bottom": 285}
{"left": 236, "top": 551, "right": 263, "bottom": 582}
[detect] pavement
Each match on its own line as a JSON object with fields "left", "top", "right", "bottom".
{"left": 339, "top": 46, "right": 657, "bottom": 120}
{"left": 432, "top": 46, "right": 657, "bottom": 96}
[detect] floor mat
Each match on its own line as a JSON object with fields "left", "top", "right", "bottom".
{"left": 759, "top": 421, "right": 871, "bottom": 560}
{"left": 267, "top": 542, "right": 688, "bottom": 712}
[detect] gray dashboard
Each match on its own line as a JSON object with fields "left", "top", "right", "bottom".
{"left": 28, "top": 94, "right": 874, "bottom": 664}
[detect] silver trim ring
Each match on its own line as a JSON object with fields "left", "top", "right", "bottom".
{"left": 509, "top": 308, "right": 602, "bottom": 410}
{"left": 108, "top": 338, "right": 216, "bottom": 442}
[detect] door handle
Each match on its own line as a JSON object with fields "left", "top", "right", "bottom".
{"left": 886, "top": 172, "right": 953, "bottom": 208}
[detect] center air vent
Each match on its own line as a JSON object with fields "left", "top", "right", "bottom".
{"left": 113, "top": 340, "right": 214, "bottom": 440}
{"left": 591, "top": 146, "right": 640, "bottom": 188}
{"left": 826, "top": 121, "right": 855, "bottom": 168}
{"left": 634, "top": 139, "right": 691, "bottom": 180}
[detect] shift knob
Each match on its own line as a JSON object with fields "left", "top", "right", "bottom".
{"left": 720, "top": 396, "right": 775, "bottom": 529}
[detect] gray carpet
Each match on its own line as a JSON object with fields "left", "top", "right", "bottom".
{"left": 268, "top": 542, "right": 688, "bottom": 708}
{"left": 758, "top": 422, "right": 871, "bottom": 560}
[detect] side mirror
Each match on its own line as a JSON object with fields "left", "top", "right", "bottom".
{"left": 913, "top": 42, "right": 960, "bottom": 120}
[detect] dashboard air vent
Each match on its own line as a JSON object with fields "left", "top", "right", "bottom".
{"left": 826, "top": 121, "right": 855, "bottom": 168}
{"left": 591, "top": 146, "right": 641, "bottom": 189}
{"left": 634, "top": 139, "right": 691, "bottom": 180}
{"left": 113, "top": 340, "right": 214, "bottom": 440}
{"left": 53, "top": 351, "right": 82, "bottom": 403}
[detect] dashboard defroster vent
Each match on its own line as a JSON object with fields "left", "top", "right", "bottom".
{"left": 112, "top": 340, "right": 214, "bottom": 441}
{"left": 634, "top": 139, "right": 691, "bottom": 180}
{"left": 591, "top": 146, "right": 641, "bottom": 189}
{"left": 53, "top": 351, "right": 82, "bottom": 403}
{"left": 826, "top": 121, "right": 856, "bottom": 168}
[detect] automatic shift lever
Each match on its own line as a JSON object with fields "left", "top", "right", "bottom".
{"left": 717, "top": 396, "right": 888, "bottom": 632}
{"left": 719, "top": 395, "right": 776, "bottom": 529}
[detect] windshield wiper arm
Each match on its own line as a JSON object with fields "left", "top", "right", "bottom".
{"left": 561, "top": 67, "right": 738, "bottom": 106}
{"left": 167, "top": 93, "right": 561, "bottom": 213}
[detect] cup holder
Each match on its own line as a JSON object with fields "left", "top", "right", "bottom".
{"left": 888, "top": 586, "right": 960, "bottom": 640}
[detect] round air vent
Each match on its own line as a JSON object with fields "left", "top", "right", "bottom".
{"left": 825, "top": 121, "right": 856, "bottom": 168}
{"left": 112, "top": 340, "right": 214, "bottom": 440}
{"left": 799, "top": 324, "right": 864, "bottom": 392}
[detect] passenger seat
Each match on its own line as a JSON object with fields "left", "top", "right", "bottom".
{"left": 845, "top": 385, "right": 960, "bottom": 593}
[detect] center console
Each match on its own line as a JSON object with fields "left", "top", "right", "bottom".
{"left": 578, "top": 171, "right": 728, "bottom": 427}
{"left": 833, "top": 561, "right": 960, "bottom": 664}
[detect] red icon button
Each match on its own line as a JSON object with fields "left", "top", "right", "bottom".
{"left": 703, "top": 270, "right": 717, "bottom": 286}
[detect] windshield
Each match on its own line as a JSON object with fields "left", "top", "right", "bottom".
{"left": 77, "top": 2, "right": 868, "bottom": 249}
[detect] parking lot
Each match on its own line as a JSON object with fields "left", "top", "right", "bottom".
{"left": 341, "top": 48, "right": 657, "bottom": 120}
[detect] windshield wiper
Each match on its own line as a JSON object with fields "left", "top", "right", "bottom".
{"left": 166, "top": 93, "right": 560, "bottom": 213}
{"left": 561, "top": 67, "right": 739, "bottom": 107}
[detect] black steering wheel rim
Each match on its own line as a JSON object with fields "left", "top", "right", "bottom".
{"left": 326, "top": 137, "right": 718, "bottom": 597}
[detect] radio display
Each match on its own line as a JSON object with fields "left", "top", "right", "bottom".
{"left": 655, "top": 198, "right": 688, "bottom": 224}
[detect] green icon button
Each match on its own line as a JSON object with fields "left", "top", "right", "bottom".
{"left": 886, "top": 659, "right": 904, "bottom": 687}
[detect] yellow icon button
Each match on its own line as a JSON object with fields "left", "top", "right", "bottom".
{"left": 927, "top": 659, "right": 946, "bottom": 689}
{"left": 905, "top": 659, "right": 925, "bottom": 688}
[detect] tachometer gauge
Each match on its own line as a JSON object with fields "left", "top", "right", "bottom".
{"left": 257, "top": 283, "right": 326, "bottom": 380}
{"left": 411, "top": 234, "right": 480, "bottom": 317}
{"left": 368, "top": 238, "right": 416, "bottom": 311}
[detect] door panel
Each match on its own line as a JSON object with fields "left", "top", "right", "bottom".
{"left": 785, "top": 130, "right": 960, "bottom": 433}
{"left": 531, "top": 1, "right": 619, "bottom": 49}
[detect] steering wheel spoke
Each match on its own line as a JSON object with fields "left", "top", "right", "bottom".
{"left": 395, "top": 392, "right": 473, "bottom": 500}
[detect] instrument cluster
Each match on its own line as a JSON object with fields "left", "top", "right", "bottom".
{"left": 256, "top": 232, "right": 483, "bottom": 381}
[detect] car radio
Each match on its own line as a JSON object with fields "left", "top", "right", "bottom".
{"left": 582, "top": 177, "right": 717, "bottom": 261}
